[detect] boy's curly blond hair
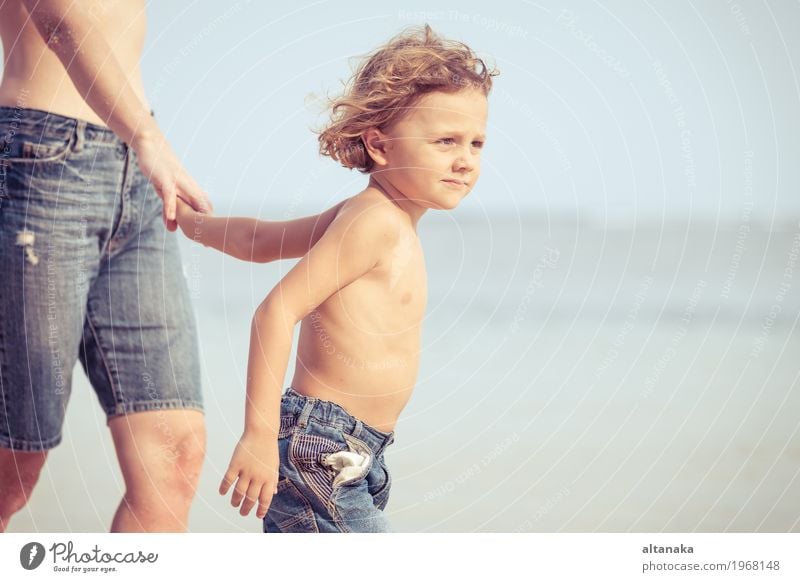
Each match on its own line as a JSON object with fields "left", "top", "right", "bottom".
{"left": 316, "top": 24, "right": 498, "bottom": 174}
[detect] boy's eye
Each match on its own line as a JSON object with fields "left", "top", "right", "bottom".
{"left": 436, "top": 138, "right": 485, "bottom": 148}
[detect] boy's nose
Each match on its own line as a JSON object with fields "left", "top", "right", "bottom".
{"left": 453, "top": 152, "right": 477, "bottom": 173}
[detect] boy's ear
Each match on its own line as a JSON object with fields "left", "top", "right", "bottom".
{"left": 362, "top": 127, "right": 390, "bottom": 167}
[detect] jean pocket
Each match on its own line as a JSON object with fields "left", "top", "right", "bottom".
{"left": 371, "top": 455, "right": 392, "bottom": 511}
{"left": 288, "top": 427, "right": 373, "bottom": 512}
{"left": 1, "top": 134, "right": 73, "bottom": 165}
{"left": 265, "top": 477, "right": 319, "bottom": 533}
{"left": 322, "top": 433, "right": 373, "bottom": 488}
{"left": 277, "top": 414, "right": 296, "bottom": 439}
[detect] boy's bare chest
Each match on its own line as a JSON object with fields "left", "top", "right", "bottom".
{"left": 383, "top": 234, "right": 428, "bottom": 315}
{"left": 336, "top": 233, "right": 428, "bottom": 330}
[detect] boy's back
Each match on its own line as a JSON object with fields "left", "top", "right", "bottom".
{"left": 290, "top": 188, "right": 427, "bottom": 433}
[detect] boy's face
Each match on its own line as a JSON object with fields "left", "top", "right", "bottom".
{"left": 370, "top": 89, "right": 489, "bottom": 210}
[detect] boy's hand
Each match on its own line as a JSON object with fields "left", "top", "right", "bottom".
{"left": 175, "top": 197, "right": 199, "bottom": 240}
{"left": 219, "top": 433, "right": 280, "bottom": 519}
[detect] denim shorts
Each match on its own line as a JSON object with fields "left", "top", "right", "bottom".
{"left": 264, "top": 387, "right": 396, "bottom": 533}
{"left": 0, "top": 106, "right": 202, "bottom": 452}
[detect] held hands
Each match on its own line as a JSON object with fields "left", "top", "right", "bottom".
{"left": 131, "top": 128, "right": 213, "bottom": 231}
{"left": 175, "top": 197, "right": 205, "bottom": 240}
{"left": 219, "top": 432, "right": 280, "bottom": 519}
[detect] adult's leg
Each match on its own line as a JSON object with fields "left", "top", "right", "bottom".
{"left": 0, "top": 110, "right": 99, "bottom": 532}
{"left": 0, "top": 449, "right": 48, "bottom": 532}
{"left": 108, "top": 410, "right": 205, "bottom": 532}
{"left": 79, "top": 144, "right": 206, "bottom": 532}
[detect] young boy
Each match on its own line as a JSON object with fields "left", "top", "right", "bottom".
{"left": 177, "top": 24, "right": 496, "bottom": 532}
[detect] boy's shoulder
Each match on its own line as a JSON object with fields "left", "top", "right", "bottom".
{"left": 333, "top": 188, "right": 410, "bottom": 239}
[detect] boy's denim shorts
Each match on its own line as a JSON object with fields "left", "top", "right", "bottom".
{"left": 265, "top": 387, "right": 396, "bottom": 533}
{"left": 0, "top": 106, "right": 202, "bottom": 452}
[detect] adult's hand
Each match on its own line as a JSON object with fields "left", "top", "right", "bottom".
{"left": 20, "top": 0, "right": 213, "bottom": 232}
{"left": 132, "top": 130, "right": 213, "bottom": 232}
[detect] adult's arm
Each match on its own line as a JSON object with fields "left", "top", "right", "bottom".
{"left": 21, "top": 0, "right": 212, "bottom": 230}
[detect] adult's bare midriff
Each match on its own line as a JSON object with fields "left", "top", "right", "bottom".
{"left": 0, "top": 0, "right": 149, "bottom": 124}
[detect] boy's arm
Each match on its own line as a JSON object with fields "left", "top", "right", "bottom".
{"left": 176, "top": 198, "right": 348, "bottom": 262}
{"left": 219, "top": 201, "right": 399, "bottom": 518}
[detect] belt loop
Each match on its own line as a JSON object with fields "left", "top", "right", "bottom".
{"left": 377, "top": 432, "right": 393, "bottom": 456}
{"left": 297, "top": 398, "right": 315, "bottom": 429}
{"left": 73, "top": 120, "right": 86, "bottom": 153}
{"left": 352, "top": 418, "right": 364, "bottom": 440}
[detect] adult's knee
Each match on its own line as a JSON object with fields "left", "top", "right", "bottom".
{"left": 111, "top": 410, "right": 206, "bottom": 506}
{"left": 155, "top": 426, "right": 207, "bottom": 502}
{"left": 0, "top": 449, "right": 48, "bottom": 527}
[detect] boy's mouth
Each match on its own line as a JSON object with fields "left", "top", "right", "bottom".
{"left": 442, "top": 179, "right": 468, "bottom": 187}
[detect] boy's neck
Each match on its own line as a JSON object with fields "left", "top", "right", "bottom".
{"left": 367, "top": 175, "right": 427, "bottom": 229}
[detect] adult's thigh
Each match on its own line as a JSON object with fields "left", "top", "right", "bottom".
{"left": 0, "top": 133, "right": 100, "bottom": 451}
{"left": 78, "top": 173, "right": 202, "bottom": 418}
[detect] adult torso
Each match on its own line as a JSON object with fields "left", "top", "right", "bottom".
{"left": 0, "top": 0, "right": 149, "bottom": 125}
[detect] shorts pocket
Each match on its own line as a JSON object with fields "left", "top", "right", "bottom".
{"left": 1, "top": 134, "right": 73, "bottom": 165}
{"left": 371, "top": 455, "right": 392, "bottom": 511}
{"left": 0, "top": 138, "right": 78, "bottom": 211}
{"left": 265, "top": 477, "right": 319, "bottom": 533}
{"left": 288, "top": 427, "right": 373, "bottom": 513}
{"left": 277, "top": 414, "right": 296, "bottom": 439}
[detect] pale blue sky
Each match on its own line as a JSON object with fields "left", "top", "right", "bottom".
{"left": 8, "top": 1, "right": 800, "bottom": 223}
